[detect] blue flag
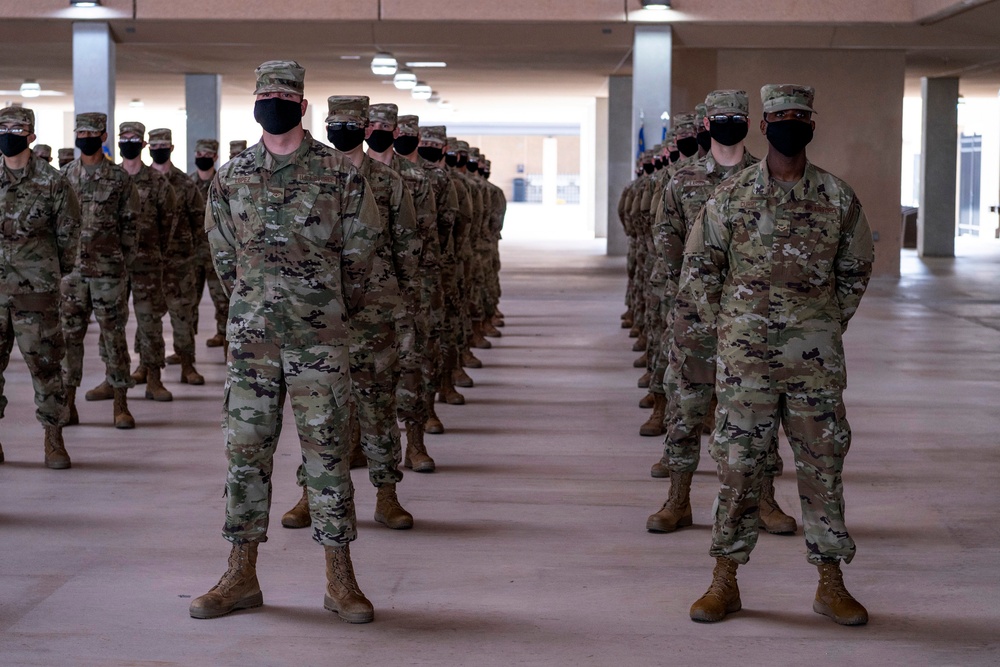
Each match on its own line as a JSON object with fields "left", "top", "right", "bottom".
{"left": 637, "top": 123, "right": 645, "bottom": 160}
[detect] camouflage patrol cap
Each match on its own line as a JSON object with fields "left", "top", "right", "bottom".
{"left": 34, "top": 144, "right": 51, "bottom": 159}
{"left": 118, "top": 121, "right": 145, "bottom": 138}
{"left": 325, "top": 95, "right": 369, "bottom": 123}
{"left": 452, "top": 139, "right": 470, "bottom": 153}
{"left": 705, "top": 89, "right": 749, "bottom": 115}
{"left": 229, "top": 140, "right": 248, "bottom": 155}
{"left": 421, "top": 126, "right": 446, "bottom": 146}
{"left": 673, "top": 113, "right": 697, "bottom": 134}
{"left": 58, "top": 148, "right": 75, "bottom": 161}
{"left": 253, "top": 60, "right": 305, "bottom": 96}
{"left": 761, "top": 83, "right": 816, "bottom": 114}
{"left": 641, "top": 150, "right": 655, "bottom": 163}
{"left": 695, "top": 103, "right": 708, "bottom": 127}
{"left": 397, "top": 115, "right": 419, "bottom": 136}
{"left": 75, "top": 112, "right": 106, "bottom": 133}
{"left": 483, "top": 159, "right": 491, "bottom": 170}
{"left": 0, "top": 106, "right": 34, "bottom": 130}
{"left": 148, "top": 128, "right": 172, "bottom": 145}
{"left": 195, "top": 138, "right": 219, "bottom": 154}
{"left": 468, "top": 147, "right": 482, "bottom": 161}
{"left": 368, "top": 103, "right": 398, "bottom": 126}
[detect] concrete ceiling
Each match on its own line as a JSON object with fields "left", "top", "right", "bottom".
{"left": 0, "top": 0, "right": 998, "bottom": 119}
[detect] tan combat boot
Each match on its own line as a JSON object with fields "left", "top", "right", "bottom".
{"left": 205, "top": 333, "right": 226, "bottom": 348}
{"left": 112, "top": 388, "right": 135, "bottom": 429}
{"left": 650, "top": 457, "right": 669, "bottom": 478}
{"left": 374, "top": 484, "right": 414, "bottom": 529}
{"left": 639, "top": 392, "right": 655, "bottom": 409}
{"left": 471, "top": 322, "right": 492, "bottom": 349}
{"left": 639, "top": 393, "right": 667, "bottom": 437}
{"left": 131, "top": 364, "right": 147, "bottom": 384}
{"left": 404, "top": 423, "right": 435, "bottom": 473}
{"left": 646, "top": 470, "right": 693, "bottom": 532}
{"left": 453, "top": 365, "right": 474, "bottom": 388}
{"left": 633, "top": 352, "right": 648, "bottom": 369}
{"left": 482, "top": 318, "right": 501, "bottom": 338}
{"left": 461, "top": 348, "right": 482, "bottom": 369}
{"left": 144, "top": 366, "right": 173, "bottom": 402}
{"left": 631, "top": 333, "right": 647, "bottom": 353}
{"left": 425, "top": 398, "right": 444, "bottom": 434}
{"left": 324, "top": 544, "right": 374, "bottom": 623}
{"left": 43, "top": 425, "right": 71, "bottom": 469}
{"left": 492, "top": 313, "right": 505, "bottom": 328}
{"left": 281, "top": 487, "right": 312, "bottom": 528}
{"left": 621, "top": 308, "right": 632, "bottom": 322}
{"left": 814, "top": 562, "right": 868, "bottom": 625}
{"left": 347, "top": 417, "right": 366, "bottom": 469}
{"left": 690, "top": 557, "right": 741, "bottom": 622}
{"left": 438, "top": 364, "right": 465, "bottom": 406}
{"left": 637, "top": 370, "right": 651, "bottom": 389}
{"left": 165, "top": 352, "right": 181, "bottom": 365}
{"left": 84, "top": 380, "right": 114, "bottom": 401}
{"left": 759, "top": 476, "right": 797, "bottom": 535}
{"left": 180, "top": 355, "right": 205, "bottom": 385}
{"left": 189, "top": 542, "right": 263, "bottom": 619}
{"left": 628, "top": 323, "right": 641, "bottom": 338}
{"left": 65, "top": 387, "right": 79, "bottom": 426}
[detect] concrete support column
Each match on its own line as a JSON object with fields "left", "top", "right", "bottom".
{"left": 606, "top": 75, "right": 632, "bottom": 256}
{"left": 918, "top": 76, "right": 959, "bottom": 257}
{"left": 542, "top": 137, "right": 558, "bottom": 206}
{"left": 632, "top": 25, "right": 671, "bottom": 164}
{"left": 72, "top": 22, "right": 115, "bottom": 157}
{"left": 185, "top": 73, "right": 222, "bottom": 171}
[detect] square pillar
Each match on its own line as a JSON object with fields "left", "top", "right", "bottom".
{"left": 72, "top": 22, "right": 115, "bottom": 157}
{"left": 918, "top": 76, "right": 959, "bottom": 257}
{"left": 185, "top": 74, "right": 222, "bottom": 171}
{"left": 607, "top": 75, "right": 633, "bottom": 256}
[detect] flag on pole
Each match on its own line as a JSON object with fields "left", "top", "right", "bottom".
{"left": 637, "top": 109, "right": 646, "bottom": 160}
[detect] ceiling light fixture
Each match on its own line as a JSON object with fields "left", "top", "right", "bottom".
{"left": 640, "top": 0, "right": 671, "bottom": 8}
{"left": 19, "top": 80, "right": 41, "bottom": 98}
{"left": 411, "top": 82, "right": 432, "bottom": 100}
{"left": 70, "top": 0, "right": 101, "bottom": 6}
{"left": 371, "top": 52, "right": 397, "bottom": 76}
{"left": 129, "top": 98, "right": 144, "bottom": 108}
{"left": 393, "top": 68, "right": 417, "bottom": 90}
{"left": 428, "top": 91, "right": 441, "bottom": 104}
{"left": 405, "top": 62, "right": 447, "bottom": 68}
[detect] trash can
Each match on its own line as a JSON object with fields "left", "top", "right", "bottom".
{"left": 513, "top": 177, "right": 526, "bottom": 203}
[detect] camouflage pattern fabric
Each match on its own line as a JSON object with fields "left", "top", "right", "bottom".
{"left": 206, "top": 132, "right": 379, "bottom": 546}
{"left": 163, "top": 165, "right": 204, "bottom": 358}
{"left": 677, "top": 158, "right": 874, "bottom": 565}
{"left": 61, "top": 275, "right": 134, "bottom": 389}
{"left": 190, "top": 173, "right": 229, "bottom": 338}
{"left": 0, "top": 151, "right": 79, "bottom": 426}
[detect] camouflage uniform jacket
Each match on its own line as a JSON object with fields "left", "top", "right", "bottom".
{"left": 62, "top": 157, "right": 140, "bottom": 278}
{"left": 190, "top": 170, "right": 214, "bottom": 264}
{"left": 360, "top": 155, "right": 420, "bottom": 323}
{"left": 446, "top": 171, "right": 474, "bottom": 264}
{"left": 629, "top": 172, "right": 656, "bottom": 259}
{"left": 419, "top": 158, "right": 459, "bottom": 264}
{"left": 164, "top": 165, "right": 204, "bottom": 262}
{"left": 483, "top": 180, "right": 506, "bottom": 242}
{"left": 128, "top": 164, "right": 177, "bottom": 272}
{"left": 392, "top": 155, "right": 440, "bottom": 274}
{"left": 677, "top": 159, "right": 875, "bottom": 392}
{"left": 205, "top": 133, "right": 380, "bottom": 346}
{"left": 1, "top": 151, "right": 81, "bottom": 294}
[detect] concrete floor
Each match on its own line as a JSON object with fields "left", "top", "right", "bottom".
{"left": 0, "top": 238, "right": 998, "bottom": 666}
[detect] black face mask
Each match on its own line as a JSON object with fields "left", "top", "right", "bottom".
{"left": 365, "top": 129, "right": 394, "bottom": 153}
{"left": 118, "top": 142, "right": 142, "bottom": 160}
{"left": 445, "top": 153, "right": 458, "bottom": 167}
{"left": 653, "top": 158, "right": 663, "bottom": 170}
{"left": 418, "top": 146, "right": 443, "bottom": 163}
{"left": 642, "top": 163, "right": 655, "bottom": 174}
{"left": 327, "top": 127, "right": 366, "bottom": 152}
{"left": 253, "top": 98, "right": 302, "bottom": 135}
{"left": 482, "top": 170, "right": 491, "bottom": 180}
{"left": 709, "top": 120, "right": 748, "bottom": 147}
{"left": 677, "top": 137, "right": 699, "bottom": 158}
{"left": 467, "top": 161, "right": 479, "bottom": 174}
{"left": 697, "top": 130, "right": 711, "bottom": 152}
{"left": 0, "top": 134, "right": 29, "bottom": 158}
{"left": 765, "top": 120, "right": 813, "bottom": 157}
{"left": 669, "top": 150, "right": 680, "bottom": 163}
{"left": 76, "top": 136, "right": 104, "bottom": 156}
{"left": 194, "top": 156, "right": 215, "bottom": 171}
{"left": 149, "top": 147, "right": 171, "bottom": 165}
{"left": 456, "top": 154, "right": 468, "bottom": 169}
{"left": 393, "top": 136, "right": 419, "bottom": 156}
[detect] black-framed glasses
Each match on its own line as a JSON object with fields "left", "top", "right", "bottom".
{"left": 708, "top": 114, "right": 748, "bottom": 124}
{"left": 119, "top": 137, "right": 143, "bottom": 144}
{"left": 327, "top": 121, "right": 366, "bottom": 132}
{"left": 0, "top": 126, "right": 30, "bottom": 136}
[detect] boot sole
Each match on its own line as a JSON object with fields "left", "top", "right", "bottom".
{"left": 646, "top": 514, "right": 693, "bottom": 533}
{"left": 181, "top": 377, "right": 205, "bottom": 385}
{"left": 425, "top": 424, "right": 444, "bottom": 434}
{"left": 462, "top": 359, "right": 483, "bottom": 369}
{"left": 454, "top": 378, "right": 474, "bottom": 388}
{"left": 411, "top": 461, "right": 435, "bottom": 473}
{"left": 690, "top": 599, "right": 741, "bottom": 622}
{"left": 190, "top": 591, "right": 264, "bottom": 619}
{"left": 324, "top": 594, "right": 374, "bottom": 623}
{"left": 639, "top": 425, "right": 666, "bottom": 437}
{"left": 45, "top": 460, "right": 72, "bottom": 470}
{"left": 84, "top": 394, "right": 114, "bottom": 402}
{"left": 145, "top": 391, "right": 174, "bottom": 402}
{"left": 281, "top": 517, "right": 311, "bottom": 529}
{"left": 812, "top": 600, "right": 868, "bottom": 626}
{"left": 374, "top": 512, "right": 414, "bottom": 530}
{"left": 650, "top": 467, "right": 668, "bottom": 478}
{"left": 115, "top": 420, "right": 135, "bottom": 430}
{"left": 762, "top": 526, "right": 797, "bottom": 535}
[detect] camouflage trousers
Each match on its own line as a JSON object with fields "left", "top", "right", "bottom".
{"left": 349, "top": 319, "right": 403, "bottom": 488}
{"left": 61, "top": 273, "right": 134, "bottom": 390}
{"left": 396, "top": 307, "right": 426, "bottom": 425}
{"left": 625, "top": 238, "right": 636, "bottom": 311}
{"left": 710, "top": 386, "right": 855, "bottom": 566}
{"left": 631, "top": 242, "right": 647, "bottom": 333}
{"left": 192, "top": 257, "right": 228, "bottom": 338}
{"left": 223, "top": 341, "right": 355, "bottom": 546}
{"left": 163, "top": 258, "right": 197, "bottom": 359}
{"left": 128, "top": 269, "right": 167, "bottom": 369}
{"left": 440, "top": 261, "right": 463, "bottom": 352}
{"left": 0, "top": 292, "right": 68, "bottom": 427}
{"left": 420, "top": 273, "right": 444, "bottom": 411}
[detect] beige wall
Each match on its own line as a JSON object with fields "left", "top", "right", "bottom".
{"left": 715, "top": 49, "right": 905, "bottom": 277}
{"left": 462, "top": 134, "right": 580, "bottom": 200}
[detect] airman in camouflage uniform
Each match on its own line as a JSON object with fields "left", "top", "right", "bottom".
{"left": 0, "top": 107, "right": 79, "bottom": 468}
{"left": 190, "top": 138, "right": 230, "bottom": 353}
{"left": 32, "top": 143, "right": 52, "bottom": 164}
{"left": 57, "top": 148, "right": 74, "bottom": 168}
{"left": 479, "top": 156, "right": 506, "bottom": 333}
{"left": 228, "top": 140, "right": 247, "bottom": 160}
{"left": 148, "top": 128, "right": 205, "bottom": 385}
{"left": 113, "top": 121, "right": 176, "bottom": 403}
{"left": 417, "top": 125, "right": 460, "bottom": 432}
{"left": 686, "top": 84, "right": 874, "bottom": 626}
{"left": 190, "top": 61, "right": 381, "bottom": 624}
{"left": 61, "top": 112, "right": 140, "bottom": 429}
{"left": 627, "top": 149, "right": 658, "bottom": 389}
{"left": 645, "top": 91, "right": 794, "bottom": 536}
{"left": 694, "top": 103, "right": 711, "bottom": 158}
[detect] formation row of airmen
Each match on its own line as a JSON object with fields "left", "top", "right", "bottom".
{"left": 0, "top": 59, "right": 506, "bottom": 625}
{"left": 616, "top": 85, "right": 875, "bottom": 625}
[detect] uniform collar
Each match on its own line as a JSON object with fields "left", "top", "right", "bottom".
{"left": 0, "top": 151, "right": 34, "bottom": 186}
{"left": 704, "top": 147, "right": 755, "bottom": 177}
{"left": 253, "top": 130, "right": 313, "bottom": 172}
{"left": 754, "top": 157, "right": 818, "bottom": 200}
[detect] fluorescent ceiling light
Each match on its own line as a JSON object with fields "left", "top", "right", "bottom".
{"left": 70, "top": 0, "right": 101, "bottom": 6}
{"left": 641, "top": 0, "right": 671, "bottom": 8}
{"left": 405, "top": 62, "right": 447, "bottom": 68}
{"left": 19, "top": 81, "right": 41, "bottom": 98}
{"left": 129, "top": 98, "right": 144, "bottom": 108}
{"left": 411, "top": 82, "right": 432, "bottom": 100}
{"left": 393, "top": 68, "right": 417, "bottom": 90}
{"left": 371, "top": 52, "right": 397, "bottom": 76}
{"left": 428, "top": 91, "right": 441, "bottom": 104}
{"left": 340, "top": 55, "right": 361, "bottom": 60}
